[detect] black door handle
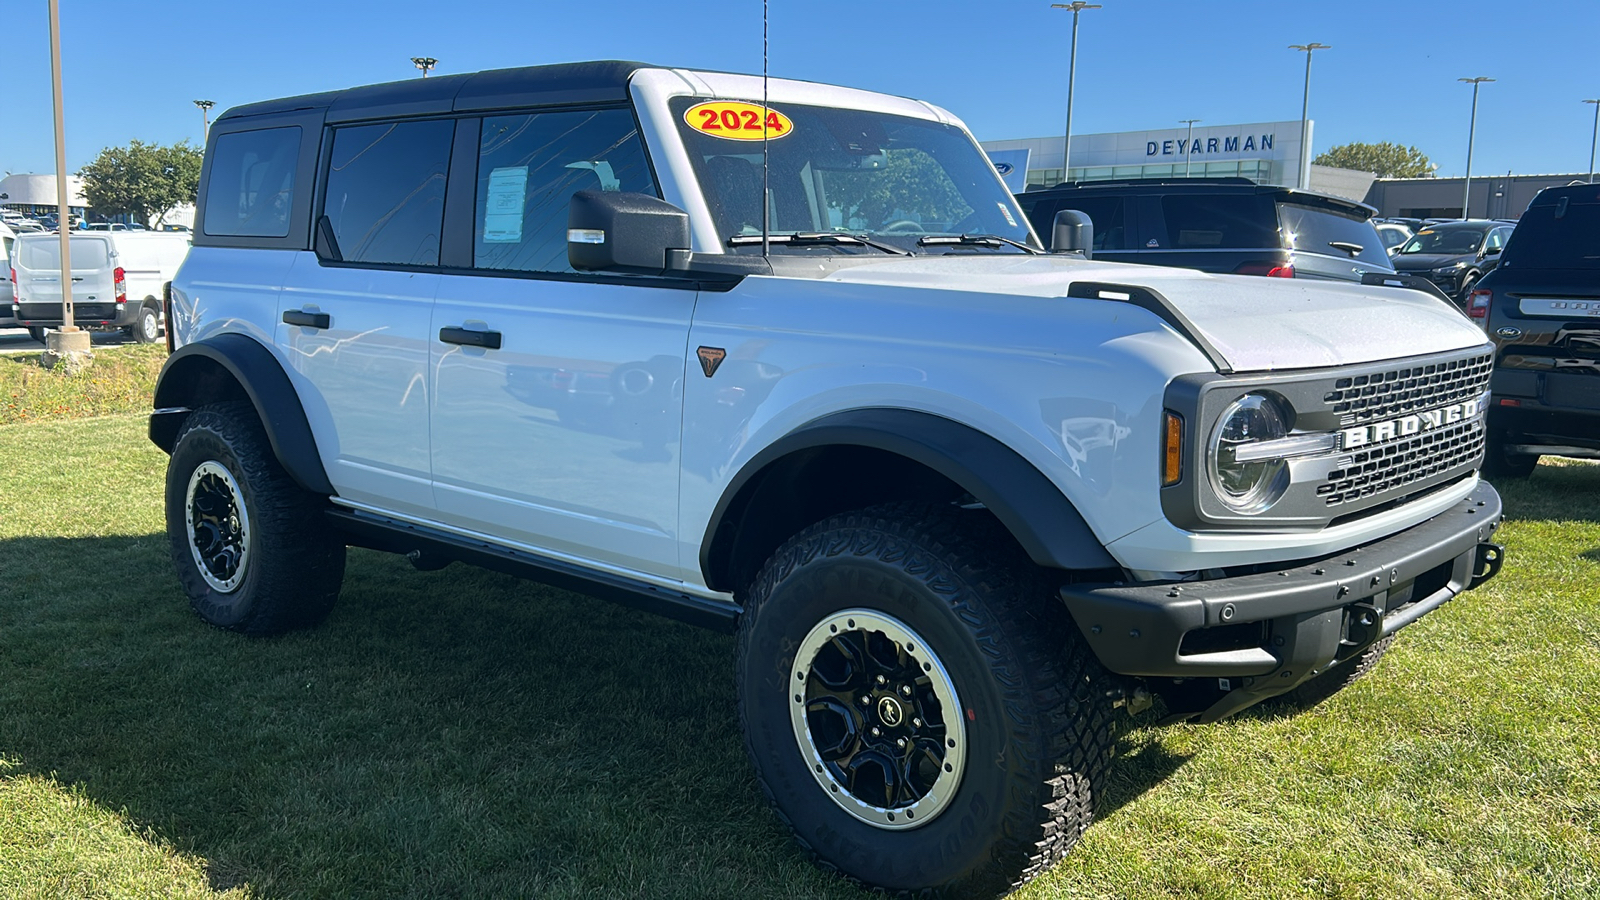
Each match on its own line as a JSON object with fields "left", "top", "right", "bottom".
{"left": 439, "top": 326, "right": 502, "bottom": 350}
{"left": 283, "top": 309, "right": 330, "bottom": 329}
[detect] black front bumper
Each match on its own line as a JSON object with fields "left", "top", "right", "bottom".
{"left": 1061, "top": 481, "right": 1503, "bottom": 720}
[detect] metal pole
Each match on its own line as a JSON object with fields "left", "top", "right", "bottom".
{"left": 48, "top": 0, "right": 74, "bottom": 332}
{"left": 411, "top": 57, "right": 437, "bottom": 78}
{"left": 1585, "top": 99, "right": 1600, "bottom": 184}
{"left": 1459, "top": 77, "right": 1493, "bottom": 219}
{"left": 1180, "top": 119, "right": 1200, "bottom": 177}
{"left": 1052, "top": 4, "right": 1100, "bottom": 185}
{"left": 194, "top": 100, "right": 215, "bottom": 139}
{"left": 1289, "top": 44, "right": 1328, "bottom": 190}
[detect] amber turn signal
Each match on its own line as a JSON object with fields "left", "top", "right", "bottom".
{"left": 1162, "top": 411, "right": 1183, "bottom": 486}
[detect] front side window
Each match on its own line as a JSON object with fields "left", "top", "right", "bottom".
{"left": 672, "top": 97, "right": 1034, "bottom": 254}
{"left": 323, "top": 120, "right": 453, "bottom": 266}
{"left": 204, "top": 127, "right": 301, "bottom": 238}
{"left": 473, "top": 108, "right": 657, "bottom": 274}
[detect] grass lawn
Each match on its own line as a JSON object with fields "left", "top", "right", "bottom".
{"left": 0, "top": 348, "right": 1596, "bottom": 898}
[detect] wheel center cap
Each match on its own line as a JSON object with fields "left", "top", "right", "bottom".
{"left": 877, "top": 695, "right": 904, "bottom": 727}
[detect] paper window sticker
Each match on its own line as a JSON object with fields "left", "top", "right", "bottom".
{"left": 483, "top": 166, "right": 529, "bottom": 243}
{"left": 997, "top": 203, "right": 1017, "bottom": 228}
{"left": 565, "top": 161, "right": 621, "bottom": 192}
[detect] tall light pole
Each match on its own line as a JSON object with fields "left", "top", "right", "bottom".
{"left": 193, "top": 99, "right": 215, "bottom": 138}
{"left": 1458, "top": 77, "right": 1494, "bottom": 219}
{"left": 45, "top": 0, "right": 87, "bottom": 367}
{"left": 1051, "top": 3, "right": 1101, "bottom": 185}
{"left": 1584, "top": 99, "right": 1600, "bottom": 184}
{"left": 411, "top": 56, "right": 437, "bottom": 78}
{"left": 1289, "top": 43, "right": 1330, "bottom": 190}
{"left": 1179, "top": 119, "right": 1201, "bottom": 177}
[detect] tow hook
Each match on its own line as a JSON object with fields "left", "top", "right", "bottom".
{"left": 1470, "top": 542, "right": 1505, "bottom": 589}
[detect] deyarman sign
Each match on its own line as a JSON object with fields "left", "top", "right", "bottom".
{"left": 1148, "top": 132, "right": 1275, "bottom": 159}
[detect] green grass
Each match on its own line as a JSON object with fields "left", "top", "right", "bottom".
{"left": 0, "top": 344, "right": 168, "bottom": 425}
{"left": 1, "top": 410, "right": 1597, "bottom": 897}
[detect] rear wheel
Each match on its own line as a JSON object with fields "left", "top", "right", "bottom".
{"left": 26, "top": 327, "right": 45, "bottom": 344}
{"left": 165, "top": 402, "right": 345, "bottom": 635}
{"left": 129, "top": 304, "right": 161, "bottom": 343}
{"left": 737, "top": 503, "right": 1119, "bottom": 897}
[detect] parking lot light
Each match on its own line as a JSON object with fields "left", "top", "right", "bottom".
{"left": 1179, "top": 119, "right": 1200, "bottom": 177}
{"left": 1289, "top": 43, "right": 1330, "bottom": 191}
{"left": 411, "top": 57, "right": 437, "bottom": 78}
{"left": 1583, "top": 99, "right": 1600, "bottom": 184}
{"left": 1051, "top": 3, "right": 1101, "bottom": 186}
{"left": 1459, "top": 77, "right": 1495, "bottom": 218}
{"left": 193, "top": 100, "right": 215, "bottom": 137}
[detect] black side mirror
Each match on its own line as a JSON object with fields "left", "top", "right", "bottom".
{"left": 1051, "top": 209, "right": 1094, "bottom": 258}
{"left": 314, "top": 215, "right": 343, "bottom": 263}
{"left": 568, "top": 190, "right": 691, "bottom": 275}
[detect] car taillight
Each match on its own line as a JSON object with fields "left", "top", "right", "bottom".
{"left": 1467, "top": 288, "right": 1491, "bottom": 319}
{"left": 114, "top": 266, "right": 127, "bottom": 303}
{"left": 1234, "top": 261, "right": 1295, "bottom": 278}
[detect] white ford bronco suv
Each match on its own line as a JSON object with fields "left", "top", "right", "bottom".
{"left": 151, "top": 61, "right": 1505, "bottom": 897}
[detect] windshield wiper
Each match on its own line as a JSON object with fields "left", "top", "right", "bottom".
{"left": 728, "top": 233, "right": 911, "bottom": 256}
{"left": 1328, "top": 240, "right": 1365, "bottom": 257}
{"left": 917, "top": 233, "right": 1042, "bottom": 254}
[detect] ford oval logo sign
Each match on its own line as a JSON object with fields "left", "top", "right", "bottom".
{"left": 993, "top": 162, "right": 1014, "bottom": 175}
{"left": 1494, "top": 326, "right": 1522, "bottom": 339}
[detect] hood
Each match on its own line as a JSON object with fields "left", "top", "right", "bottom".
{"left": 815, "top": 254, "right": 1489, "bottom": 373}
{"left": 1392, "top": 252, "right": 1472, "bottom": 271}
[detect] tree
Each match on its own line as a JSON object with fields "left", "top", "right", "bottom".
{"left": 1313, "top": 142, "right": 1434, "bottom": 178}
{"left": 79, "top": 139, "right": 203, "bottom": 225}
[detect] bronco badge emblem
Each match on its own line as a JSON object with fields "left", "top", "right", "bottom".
{"left": 877, "top": 696, "right": 904, "bottom": 727}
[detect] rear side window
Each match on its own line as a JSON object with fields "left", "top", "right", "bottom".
{"left": 473, "top": 108, "right": 657, "bottom": 274}
{"left": 1050, "top": 196, "right": 1128, "bottom": 251}
{"left": 1160, "top": 194, "right": 1276, "bottom": 249}
{"left": 1277, "top": 203, "right": 1391, "bottom": 268}
{"left": 1500, "top": 198, "right": 1600, "bottom": 270}
{"left": 204, "top": 127, "right": 301, "bottom": 238}
{"left": 323, "top": 120, "right": 454, "bottom": 266}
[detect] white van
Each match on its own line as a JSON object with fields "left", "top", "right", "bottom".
{"left": 0, "top": 222, "right": 15, "bottom": 327}
{"left": 11, "top": 231, "right": 190, "bottom": 342}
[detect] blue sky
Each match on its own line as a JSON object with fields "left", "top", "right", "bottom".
{"left": 3, "top": 0, "right": 1596, "bottom": 180}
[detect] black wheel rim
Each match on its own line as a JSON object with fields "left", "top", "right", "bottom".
{"left": 184, "top": 460, "right": 251, "bottom": 592}
{"left": 789, "top": 609, "right": 965, "bottom": 830}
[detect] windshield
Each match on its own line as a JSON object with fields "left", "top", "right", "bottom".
{"left": 1500, "top": 197, "right": 1600, "bottom": 270}
{"left": 1397, "top": 227, "right": 1485, "bottom": 256}
{"left": 672, "top": 97, "right": 1036, "bottom": 254}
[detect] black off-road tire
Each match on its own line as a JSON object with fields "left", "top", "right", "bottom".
{"left": 165, "top": 401, "right": 345, "bottom": 635}
{"left": 1283, "top": 635, "right": 1395, "bottom": 710}
{"left": 737, "top": 502, "right": 1120, "bottom": 898}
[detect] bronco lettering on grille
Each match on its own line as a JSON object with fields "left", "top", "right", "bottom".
{"left": 1340, "top": 398, "right": 1482, "bottom": 450}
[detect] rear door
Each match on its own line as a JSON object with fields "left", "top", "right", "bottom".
{"left": 276, "top": 117, "right": 454, "bottom": 518}
{"left": 1136, "top": 192, "right": 1285, "bottom": 275}
{"left": 14, "top": 235, "right": 117, "bottom": 324}
{"left": 1017, "top": 193, "right": 1137, "bottom": 261}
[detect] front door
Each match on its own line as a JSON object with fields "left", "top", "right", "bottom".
{"left": 429, "top": 107, "right": 693, "bottom": 580}
{"left": 276, "top": 117, "right": 455, "bottom": 519}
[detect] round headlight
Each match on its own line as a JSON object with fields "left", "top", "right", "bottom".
{"left": 1208, "top": 393, "right": 1292, "bottom": 515}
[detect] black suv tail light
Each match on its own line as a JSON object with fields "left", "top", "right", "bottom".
{"left": 1467, "top": 288, "right": 1491, "bottom": 320}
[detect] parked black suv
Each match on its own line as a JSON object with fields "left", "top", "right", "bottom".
{"left": 1014, "top": 177, "right": 1396, "bottom": 283}
{"left": 1392, "top": 219, "right": 1514, "bottom": 304}
{"left": 1472, "top": 185, "right": 1600, "bottom": 476}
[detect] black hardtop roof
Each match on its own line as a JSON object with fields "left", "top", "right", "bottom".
{"left": 1023, "top": 177, "right": 1377, "bottom": 217}
{"left": 1530, "top": 183, "right": 1600, "bottom": 205}
{"left": 216, "top": 60, "right": 653, "bottom": 124}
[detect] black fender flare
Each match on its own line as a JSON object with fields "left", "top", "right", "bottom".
{"left": 149, "top": 333, "right": 334, "bottom": 495}
{"left": 700, "top": 408, "right": 1117, "bottom": 591}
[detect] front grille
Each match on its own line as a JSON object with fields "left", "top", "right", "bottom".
{"left": 1315, "top": 350, "right": 1493, "bottom": 509}
{"left": 1323, "top": 353, "right": 1493, "bottom": 426}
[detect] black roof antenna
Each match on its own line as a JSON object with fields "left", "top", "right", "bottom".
{"left": 762, "top": 0, "right": 770, "bottom": 259}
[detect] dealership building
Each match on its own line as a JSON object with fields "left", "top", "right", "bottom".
{"left": 981, "top": 120, "right": 1313, "bottom": 190}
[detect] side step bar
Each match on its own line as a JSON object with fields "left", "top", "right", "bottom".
{"left": 327, "top": 508, "right": 741, "bottom": 633}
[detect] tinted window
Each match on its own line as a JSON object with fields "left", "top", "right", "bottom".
{"left": 474, "top": 108, "right": 656, "bottom": 274}
{"left": 1500, "top": 199, "right": 1600, "bottom": 270}
{"left": 204, "top": 127, "right": 301, "bottom": 238}
{"left": 1159, "top": 194, "right": 1276, "bottom": 249}
{"left": 1025, "top": 196, "right": 1127, "bottom": 251}
{"left": 1485, "top": 226, "right": 1510, "bottom": 252}
{"left": 1277, "top": 204, "right": 1391, "bottom": 267}
{"left": 323, "top": 120, "right": 453, "bottom": 266}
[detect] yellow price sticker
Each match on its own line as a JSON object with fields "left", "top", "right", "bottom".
{"left": 683, "top": 100, "right": 793, "bottom": 142}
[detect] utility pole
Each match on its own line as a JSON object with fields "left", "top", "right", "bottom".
{"left": 44, "top": 0, "right": 89, "bottom": 370}
{"left": 1459, "top": 77, "right": 1494, "bottom": 219}
{"left": 194, "top": 99, "right": 215, "bottom": 137}
{"left": 411, "top": 57, "right": 437, "bottom": 78}
{"left": 1180, "top": 119, "right": 1201, "bottom": 177}
{"left": 1051, "top": 3, "right": 1101, "bottom": 185}
{"left": 1584, "top": 99, "right": 1600, "bottom": 184}
{"left": 1289, "top": 43, "right": 1330, "bottom": 190}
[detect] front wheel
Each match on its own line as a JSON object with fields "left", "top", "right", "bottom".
{"left": 165, "top": 402, "right": 345, "bottom": 635}
{"left": 737, "top": 503, "right": 1119, "bottom": 898}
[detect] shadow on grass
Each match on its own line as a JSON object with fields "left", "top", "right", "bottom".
{"left": 0, "top": 534, "right": 1178, "bottom": 899}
